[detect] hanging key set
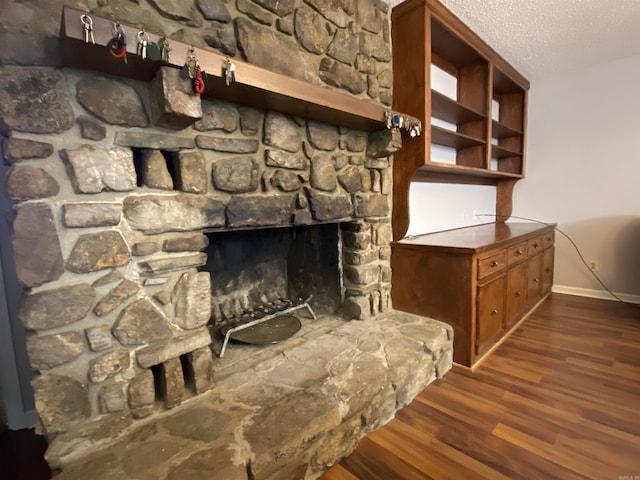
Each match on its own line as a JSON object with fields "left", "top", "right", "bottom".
{"left": 385, "top": 110, "right": 423, "bottom": 138}
{"left": 79, "top": 12, "right": 237, "bottom": 95}
{"left": 75, "top": 9, "right": 419, "bottom": 136}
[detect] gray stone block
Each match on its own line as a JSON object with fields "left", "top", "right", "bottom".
{"left": 76, "top": 77, "right": 149, "bottom": 127}
{"left": 19, "top": 284, "right": 94, "bottom": 330}
{"left": 112, "top": 299, "right": 173, "bottom": 346}
{"left": 63, "top": 202, "right": 122, "bottom": 228}
{"left": 136, "top": 327, "right": 212, "bottom": 368}
{"left": 67, "top": 231, "right": 131, "bottom": 273}
{"left": 6, "top": 165, "right": 59, "bottom": 200}
{"left": 0, "top": 69, "right": 74, "bottom": 134}
{"left": 123, "top": 195, "right": 225, "bottom": 234}
{"left": 2, "top": 138, "right": 53, "bottom": 165}
{"left": 26, "top": 332, "right": 84, "bottom": 370}
{"left": 32, "top": 374, "right": 90, "bottom": 433}
{"left": 139, "top": 253, "right": 208, "bottom": 274}
{"left": 89, "top": 350, "right": 131, "bottom": 383}
{"left": 162, "top": 358, "right": 185, "bottom": 409}
{"left": 172, "top": 272, "right": 212, "bottom": 330}
{"left": 12, "top": 202, "right": 64, "bottom": 288}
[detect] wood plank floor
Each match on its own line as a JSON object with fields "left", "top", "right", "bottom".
{"left": 321, "top": 294, "right": 640, "bottom": 480}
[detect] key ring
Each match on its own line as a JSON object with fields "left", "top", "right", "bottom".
{"left": 80, "top": 13, "right": 95, "bottom": 44}
{"left": 137, "top": 30, "right": 149, "bottom": 44}
{"left": 80, "top": 13, "right": 93, "bottom": 30}
{"left": 107, "top": 22, "right": 127, "bottom": 60}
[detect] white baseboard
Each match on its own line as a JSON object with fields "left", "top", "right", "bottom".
{"left": 552, "top": 285, "right": 640, "bottom": 304}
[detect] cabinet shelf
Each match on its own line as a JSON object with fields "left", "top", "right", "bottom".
{"left": 432, "top": 91, "right": 486, "bottom": 124}
{"left": 491, "top": 144, "right": 522, "bottom": 159}
{"left": 491, "top": 120, "right": 522, "bottom": 138}
{"left": 59, "top": 6, "right": 406, "bottom": 132}
{"left": 414, "top": 162, "right": 523, "bottom": 184}
{"left": 431, "top": 125, "right": 485, "bottom": 150}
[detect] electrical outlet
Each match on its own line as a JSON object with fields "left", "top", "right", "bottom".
{"left": 589, "top": 261, "right": 597, "bottom": 271}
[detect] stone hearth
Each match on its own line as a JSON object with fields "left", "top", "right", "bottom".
{"left": 47, "top": 312, "right": 452, "bottom": 480}
{"left": 0, "top": 0, "right": 453, "bottom": 478}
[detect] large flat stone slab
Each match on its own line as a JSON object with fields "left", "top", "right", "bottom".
{"left": 46, "top": 310, "right": 453, "bottom": 479}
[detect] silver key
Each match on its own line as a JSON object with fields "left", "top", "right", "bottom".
{"left": 224, "top": 58, "right": 236, "bottom": 86}
{"left": 81, "top": 14, "right": 95, "bottom": 44}
{"left": 137, "top": 31, "right": 149, "bottom": 60}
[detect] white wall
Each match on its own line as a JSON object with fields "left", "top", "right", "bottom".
{"left": 406, "top": 54, "right": 640, "bottom": 300}
{"left": 514, "top": 54, "right": 640, "bottom": 299}
{"left": 406, "top": 182, "right": 495, "bottom": 235}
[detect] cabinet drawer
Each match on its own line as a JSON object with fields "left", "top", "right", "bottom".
{"left": 505, "top": 263, "right": 527, "bottom": 329}
{"left": 507, "top": 242, "right": 528, "bottom": 265}
{"left": 477, "top": 250, "right": 506, "bottom": 280}
{"left": 527, "top": 235, "right": 544, "bottom": 255}
{"left": 542, "top": 230, "right": 555, "bottom": 249}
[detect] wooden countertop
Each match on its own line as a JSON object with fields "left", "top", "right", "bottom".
{"left": 393, "top": 222, "right": 555, "bottom": 254}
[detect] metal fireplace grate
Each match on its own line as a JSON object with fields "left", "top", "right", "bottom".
{"left": 218, "top": 295, "right": 316, "bottom": 357}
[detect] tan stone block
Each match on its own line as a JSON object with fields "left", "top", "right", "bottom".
{"left": 128, "top": 369, "right": 155, "bottom": 409}
{"left": 162, "top": 358, "right": 185, "bottom": 409}
{"left": 150, "top": 67, "right": 202, "bottom": 130}
{"left": 136, "top": 327, "right": 212, "bottom": 368}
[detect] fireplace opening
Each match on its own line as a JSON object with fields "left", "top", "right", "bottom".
{"left": 203, "top": 223, "right": 343, "bottom": 350}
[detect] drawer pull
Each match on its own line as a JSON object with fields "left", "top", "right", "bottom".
{"left": 491, "top": 308, "right": 498, "bottom": 315}
{"left": 533, "top": 278, "right": 540, "bottom": 283}
{"left": 490, "top": 260, "right": 500, "bottom": 267}
{"left": 532, "top": 242, "right": 540, "bottom": 249}
{"left": 516, "top": 250, "right": 523, "bottom": 256}
{"left": 515, "top": 291, "right": 521, "bottom": 297}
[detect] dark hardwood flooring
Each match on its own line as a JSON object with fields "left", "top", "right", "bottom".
{"left": 0, "top": 427, "right": 50, "bottom": 480}
{"left": 322, "top": 294, "right": 640, "bottom": 480}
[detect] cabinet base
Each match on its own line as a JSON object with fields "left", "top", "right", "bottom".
{"left": 453, "top": 292, "right": 551, "bottom": 373}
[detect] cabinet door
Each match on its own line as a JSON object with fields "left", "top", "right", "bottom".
{"left": 542, "top": 247, "right": 554, "bottom": 294}
{"left": 505, "top": 263, "right": 527, "bottom": 329}
{"left": 527, "top": 253, "right": 543, "bottom": 306}
{"left": 476, "top": 275, "right": 505, "bottom": 355}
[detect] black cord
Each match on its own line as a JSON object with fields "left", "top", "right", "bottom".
{"left": 477, "top": 213, "right": 638, "bottom": 307}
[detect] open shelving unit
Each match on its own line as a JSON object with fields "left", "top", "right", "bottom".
{"left": 390, "top": 0, "right": 530, "bottom": 239}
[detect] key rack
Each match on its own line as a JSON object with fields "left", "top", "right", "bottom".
{"left": 60, "top": 6, "right": 418, "bottom": 133}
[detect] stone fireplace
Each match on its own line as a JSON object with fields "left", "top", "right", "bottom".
{"left": 0, "top": 1, "right": 453, "bottom": 478}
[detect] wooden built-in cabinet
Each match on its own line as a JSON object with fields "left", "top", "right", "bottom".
{"left": 391, "top": 0, "right": 530, "bottom": 240}
{"left": 388, "top": 0, "right": 551, "bottom": 368}
{"left": 391, "top": 223, "right": 555, "bottom": 368}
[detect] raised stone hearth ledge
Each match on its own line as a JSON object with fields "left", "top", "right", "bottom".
{"left": 47, "top": 311, "right": 453, "bottom": 480}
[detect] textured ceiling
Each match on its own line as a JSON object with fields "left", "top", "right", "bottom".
{"left": 390, "top": 0, "right": 640, "bottom": 81}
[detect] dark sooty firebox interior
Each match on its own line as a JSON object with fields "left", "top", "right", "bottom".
{"left": 203, "top": 223, "right": 343, "bottom": 342}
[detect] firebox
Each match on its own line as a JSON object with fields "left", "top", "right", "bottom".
{"left": 203, "top": 223, "right": 343, "bottom": 355}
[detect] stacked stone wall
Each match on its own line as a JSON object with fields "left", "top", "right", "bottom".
{"left": 2, "top": 64, "right": 399, "bottom": 433}
{"left": 0, "top": 0, "right": 422, "bottom": 476}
